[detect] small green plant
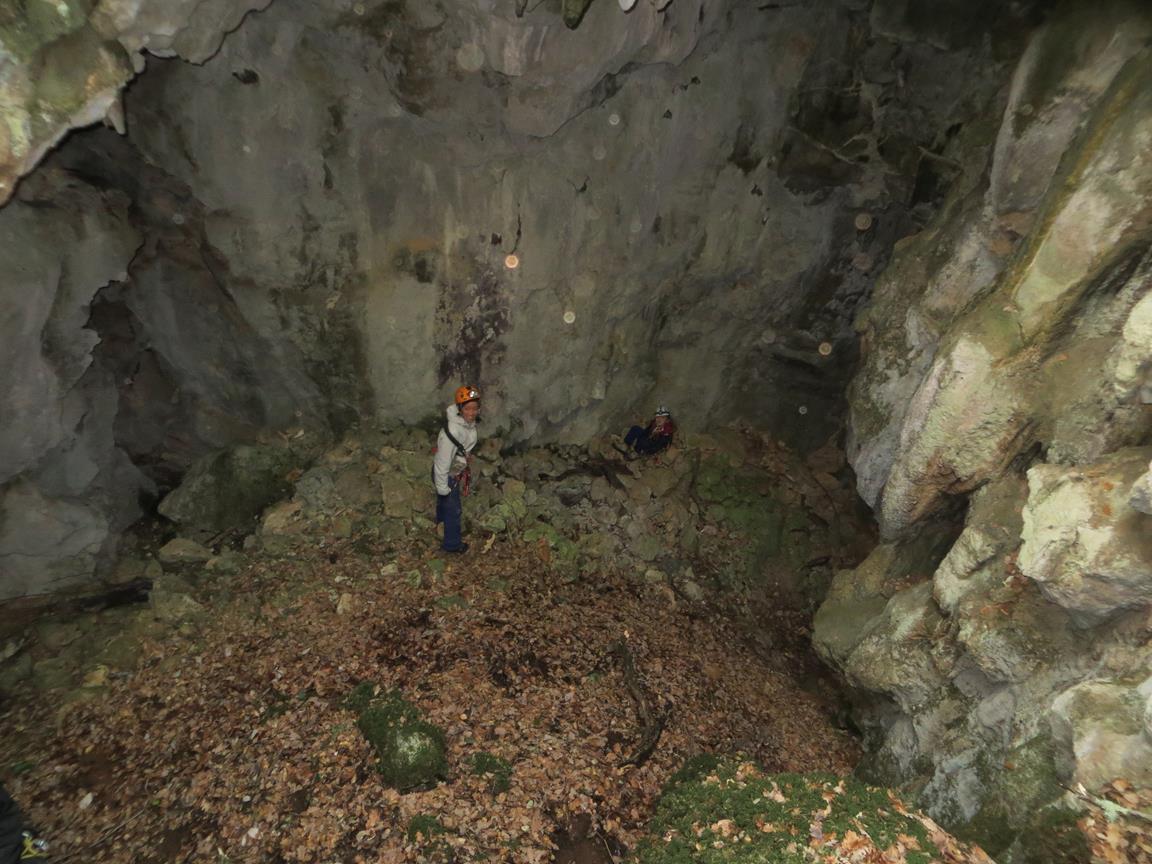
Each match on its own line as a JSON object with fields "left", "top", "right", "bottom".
{"left": 406, "top": 814, "right": 454, "bottom": 863}
{"left": 435, "top": 594, "right": 468, "bottom": 610}
{"left": 342, "top": 681, "right": 380, "bottom": 714}
{"left": 470, "top": 752, "right": 512, "bottom": 793}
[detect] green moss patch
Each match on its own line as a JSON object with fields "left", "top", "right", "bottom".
{"left": 406, "top": 814, "right": 455, "bottom": 862}
{"left": 637, "top": 759, "right": 938, "bottom": 864}
{"left": 470, "top": 751, "right": 512, "bottom": 793}
{"left": 407, "top": 814, "right": 448, "bottom": 842}
{"left": 692, "top": 457, "right": 809, "bottom": 587}
{"left": 522, "top": 523, "right": 581, "bottom": 573}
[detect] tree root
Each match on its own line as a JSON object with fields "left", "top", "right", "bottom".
{"left": 609, "top": 641, "right": 665, "bottom": 767}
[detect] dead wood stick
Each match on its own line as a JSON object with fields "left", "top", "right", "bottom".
{"left": 609, "top": 641, "right": 665, "bottom": 767}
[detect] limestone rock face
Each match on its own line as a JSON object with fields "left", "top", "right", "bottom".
{"left": 848, "top": 4, "right": 1152, "bottom": 528}
{"left": 71, "top": 0, "right": 1020, "bottom": 451}
{"left": 0, "top": 0, "right": 272, "bottom": 204}
{"left": 0, "top": 170, "right": 149, "bottom": 599}
{"left": 1050, "top": 679, "right": 1152, "bottom": 790}
{"left": 1131, "top": 460, "right": 1152, "bottom": 515}
{"left": 1019, "top": 448, "right": 1152, "bottom": 627}
{"left": 3, "top": 0, "right": 1034, "bottom": 596}
{"left": 822, "top": 2, "right": 1152, "bottom": 856}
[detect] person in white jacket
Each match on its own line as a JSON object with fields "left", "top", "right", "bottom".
{"left": 433, "top": 385, "right": 480, "bottom": 553}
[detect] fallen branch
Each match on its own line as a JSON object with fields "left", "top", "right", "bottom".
{"left": 608, "top": 641, "right": 665, "bottom": 767}
{"left": 70, "top": 579, "right": 152, "bottom": 612}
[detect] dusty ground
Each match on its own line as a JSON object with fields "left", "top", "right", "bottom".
{"left": 0, "top": 532, "right": 859, "bottom": 863}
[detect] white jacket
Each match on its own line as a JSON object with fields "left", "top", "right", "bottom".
{"left": 433, "top": 403, "right": 478, "bottom": 495}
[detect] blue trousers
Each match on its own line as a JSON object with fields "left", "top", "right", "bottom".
{"left": 435, "top": 480, "right": 464, "bottom": 551}
{"left": 625, "top": 425, "right": 672, "bottom": 456}
{"left": 625, "top": 425, "right": 647, "bottom": 449}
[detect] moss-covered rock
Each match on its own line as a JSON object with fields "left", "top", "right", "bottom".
{"left": 352, "top": 687, "right": 447, "bottom": 791}
{"left": 478, "top": 489, "right": 528, "bottom": 533}
{"left": 158, "top": 443, "right": 298, "bottom": 533}
{"left": 957, "top": 734, "right": 1067, "bottom": 857}
{"left": 522, "top": 523, "right": 581, "bottom": 574}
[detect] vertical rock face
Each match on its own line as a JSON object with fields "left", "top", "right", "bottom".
{"left": 0, "top": 169, "right": 147, "bottom": 598}
{"left": 96, "top": 0, "right": 1021, "bottom": 444}
{"left": 819, "top": 0, "right": 1152, "bottom": 857}
{"left": 848, "top": 1, "right": 1152, "bottom": 523}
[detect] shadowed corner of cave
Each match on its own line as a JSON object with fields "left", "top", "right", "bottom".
{"left": 1, "top": 0, "right": 1150, "bottom": 862}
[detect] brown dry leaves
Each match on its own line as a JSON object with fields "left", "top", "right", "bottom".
{"left": 1080, "top": 779, "right": 1152, "bottom": 864}
{"left": 0, "top": 535, "right": 858, "bottom": 862}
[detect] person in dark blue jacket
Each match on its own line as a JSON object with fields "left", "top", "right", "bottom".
{"left": 623, "top": 407, "right": 676, "bottom": 457}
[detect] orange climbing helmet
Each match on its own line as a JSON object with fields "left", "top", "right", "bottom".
{"left": 455, "top": 385, "right": 480, "bottom": 406}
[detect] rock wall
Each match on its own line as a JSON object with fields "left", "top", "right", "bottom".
{"left": 2, "top": 0, "right": 1035, "bottom": 598}
{"left": 0, "top": 0, "right": 272, "bottom": 205}
{"left": 817, "top": 1, "right": 1152, "bottom": 858}
{"left": 0, "top": 169, "right": 148, "bottom": 599}
{"left": 77, "top": 0, "right": 1029, "bottom": 442}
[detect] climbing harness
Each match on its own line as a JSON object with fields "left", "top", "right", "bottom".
{"left": 440, "top": 422, "right": 474, "bottom": 497}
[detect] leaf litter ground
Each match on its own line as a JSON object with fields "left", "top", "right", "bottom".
{"left": 0, "top": 531, "right": 996, "bottom": 863}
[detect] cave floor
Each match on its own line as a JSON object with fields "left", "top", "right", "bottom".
{"left": 1, "top": 529, "right": 861, "bottom": 863}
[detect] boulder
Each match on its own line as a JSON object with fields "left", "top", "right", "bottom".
{"left": 932, "top": 474, "right": 1027, "bottom": 614}
{"left": 261, "top": 499, "right": 303, "bottom": 535}
{"left": 1131, "top": 461, "right": 1152, "bottom": 515}
{"left": 0, "top": 653, "right": 33, "bottom": 691}
{"left": 814, "top": 529, "right": 956, "bottom": 668}
{"left": 157, "top": 537, "right": 212, "bottom": 566}
{"left": 642, "top": 464, "right": 683, "bottom": 498}
{"left": 1019, "top": 448, "right": 1152, "bottom": 627}
{"left": 355, "top": 690, "right": 447, "bottom": 791}
{"left": 1050, "top": 679, "right": 1152, "bottom": 789}
{"left": 107, "top": 556, "right": 148, "bottom": 586}
{"left": 159, "top": 444, "right": 297, "bottom": 533}
{"left": 381, "top": 473, "right": 423, "bottom": 520}
{"left": 34, "top": 619, "right": 83, "bottom": 652}
{"left": 31, "top": 657, "right": 73, "bottom": 691}
{"left": 149, "top": 573, "right": 205, "bottom": 623}
{"left": 841, "top": 583, "right": 952, "bottom": 713}
{"left": 295, "top": 467, "right": 342, "bottom": 516}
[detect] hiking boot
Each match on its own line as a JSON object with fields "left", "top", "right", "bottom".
{"left": 442, "top": 542, "right": 469, "bottom": 555}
